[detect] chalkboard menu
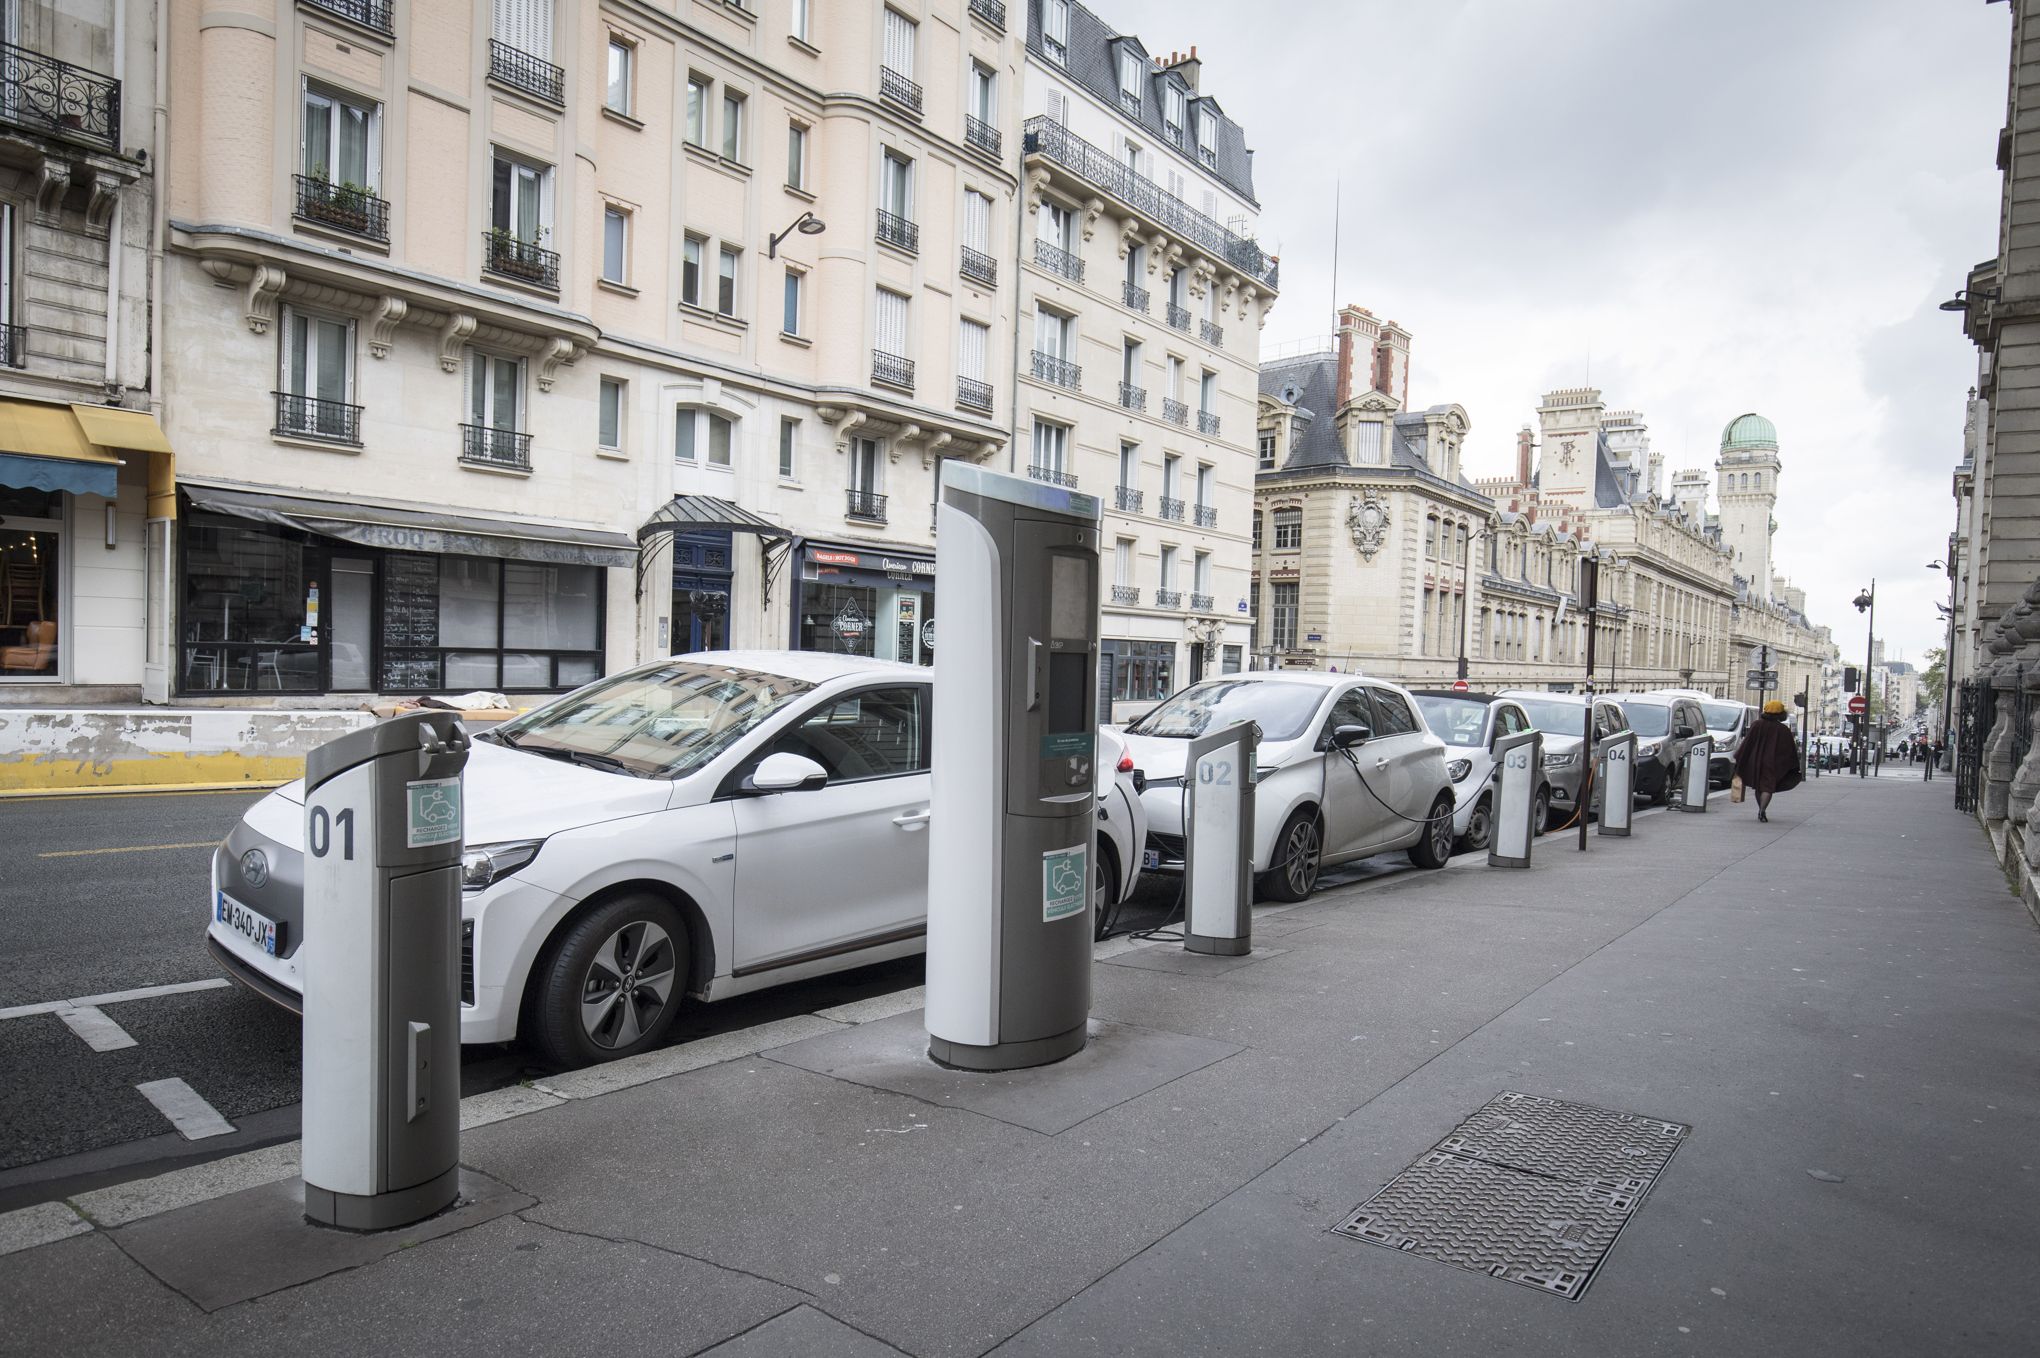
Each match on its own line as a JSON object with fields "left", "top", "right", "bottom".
{"left": 379, "top": 554, "right": 442, "bottom": 691}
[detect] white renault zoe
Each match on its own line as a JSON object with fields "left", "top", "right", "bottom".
{"left": 207, "top": 651, "right": 1144, "bottom": 1068}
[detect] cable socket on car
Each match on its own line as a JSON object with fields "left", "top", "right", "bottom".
{"left": 462, "top": 839, "right": 545, "bottom": 892}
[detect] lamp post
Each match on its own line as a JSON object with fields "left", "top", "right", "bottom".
{"left": 1455, "top": 523, "right": 1486, "bottom": 683}
{"left": 766, "top": 210, "right": 827, "bottom": 259}
{"left": 1853, "top": 582, "right": 1875, "bottom": 778}
{"left": 1928, "top": 546, "right": 1960, "bottom": 779}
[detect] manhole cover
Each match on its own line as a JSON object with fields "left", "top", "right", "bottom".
{"left": 1332, "top": 1092, "right": 1690, "bottom": 1301}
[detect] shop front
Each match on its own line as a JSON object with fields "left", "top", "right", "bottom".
{"left": 795, "top": 543, "right": 935, "bottom": 666}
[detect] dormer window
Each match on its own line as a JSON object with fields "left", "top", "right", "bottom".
{"left": 1165, "top": 86, "right": 1186, "bottom": 145}
{"left": 1043, "top": 0, "right": 1069, "bottom": 63}
{"left": 1118, "top": 49, "right": 1143, "bottom": 115}
{"left": 1196, "top": 108, "right": 1217, "bottom": 168}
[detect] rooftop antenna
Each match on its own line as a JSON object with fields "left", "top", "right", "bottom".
{"left": 1329, "top": 178, "right": 1341, "bottom": 330}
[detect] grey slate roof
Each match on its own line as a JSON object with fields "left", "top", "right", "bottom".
{"left": 1257, "top": 353, "right": 1488, "bottom": 498}
{"left": 1027, "top": 0, "right": 1260, "bottom": 206}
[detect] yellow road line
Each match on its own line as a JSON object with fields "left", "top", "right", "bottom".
{"left": 37, "top": 841, "right": 219, "bottom": 859}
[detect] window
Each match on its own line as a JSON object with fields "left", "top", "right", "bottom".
{"left": 1034, "top": 307, "right": 1074, "bottom": 361}
{"left": 850, "top": 437, "right": 881, "bottom": 494}
{"left": 1193, "top": 551, "right": 1211, "bottom": 597}
{"left": 1115, "top": 539, "right": 1134, "bottom": 588}
{"left": 1199, "top": 370, "right": 1217, "bottom": 415}
{"left": 1118, "top": 441, "right": 1138, "bottom": 489}
{"left": 1368, "top": 687, "right": 1421, "bottom": 736}
{"left": 1165, "top": 85, "right": 1186, "bottom": 143}
{"left": 1196, "top": 108, "right": 1217, "bottom": 165}
{"left": 493, "top": 0, "right": 554, "bottom": 58}
{"left": 467, "top": 349, "right": 522, "bottom": 431}
{"left": 1159, "top": 544, "right": 1176, "bottom": 592}
{"left": 766, "top": 686, "right": 927, "bottom": 782}
{"left": 1162, "top": 454, "right": 1180, "bottom": 501}
{"left": 717, "top": 245, "right": 739, "bottom": 316}
{"left": 1167, "top": 355, "right": 1184, "bottom": 398}
{"left": 1271, "top": 582, "right": 1299, "bottom": 650}
{"left": 970, "top": 63, "right": 996, "bottom": 125}
{"left": 1251, "top": 513, "right": 1262, "bottom": 551}
{"left": 682, "top": 234, "right": 705, "bottom": 307}
{"left": 782, "top": 267, "right": 803, "bottom": 335}
{"left": 1425, "top": 515, "right": 1438, "bottom": 559}
{"left": 875, "top": 287, "right": 910, "bottom": 359}
{"left": 791, "top": 0, "right": 810, "bottom": 42}
{"left": 676, "top": 409, "right": 735, "bottom": 467}
{"left": 958, "top": 317, "right": 990, "bottom": 381}
{"left": 1195, "top": 465, "right": 1213, "bottom": 513}
{"left": 779, "top": 417, "right": 798, "bottom": 480}
{"left": 1272, "top": 508, "right": 1301, "bottom": 550}
{"left": 787, "top": 123, "right": 808, "bottom": 190}
{"left": 605, "top": 37, "right": 633, "bottom": 115}
{"left": 601, "top": 206, "right": 628, "bottom": 284}
{"left": 1168, "top": 266, "right": 1186, "bottom": 309}
{"left": 1102, "top": 639, "right": 1175, "bottom": 704}
{"left": 598, "top": 377, "right": 623, "bottom": 451}
{"left": 302, "top": 82, "right": 380, "bottom": 190}
{"left": 686, "top": 76, "right": 708, "bottom": 146}
{"left": 964, "top": 189, "right": 992, "bottom": 253}
{"left": 279, "top": 308, "right": 354, "bottom": 440}
{"left": 721, "top": 90, "right": 745, "bottom": 161}
{"left": 1043, "top": 0, "right": 1068, "bottom": 62}
{"left": 1122, "top": 338, "right": 1141, "bottom": 386}
{"left": 1037, "top": 200, "right": 1073, "bottom": 250}
{"left": 1032, "top": 421, "right": 1068, "bottom": 475}
{"left": 1118, "top": 48, "right": 1143, "bottom": 112}
{"left": 881, "top": 149, "right": 914, "bottom": 220}
{"left": 1258, "top": 431, "right": 1276, "bottom": 469}
{"left": 882, "top": 8, "right": 916, "bottom": 79}
{"left": 490, "top": 151, "right": 550, "bottom": 242}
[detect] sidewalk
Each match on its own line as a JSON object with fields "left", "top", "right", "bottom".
{"left": 3, "top": 775, "right": 2036, "bottom": 1356}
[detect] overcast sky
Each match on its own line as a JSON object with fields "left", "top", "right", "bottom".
{"left": 1112, "top": 0, "right": 2007, "bottom": 664}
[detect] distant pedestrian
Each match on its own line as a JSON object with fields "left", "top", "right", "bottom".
{"left": 1735, "top": 699, "right": 1802, "bottom": 823}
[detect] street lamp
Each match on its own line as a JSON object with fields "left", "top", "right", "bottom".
{"left": 1455, "top": 523, "right": 1485, "bottom": 683}
{"left": 1928, "top": 548, "right": 1961, "bottom": 778}
{"left": 1853, "top": 582, "right": 1875, "bottom": 778}
{"left": 766, "top": 210, "right": 827, "bottom": 259}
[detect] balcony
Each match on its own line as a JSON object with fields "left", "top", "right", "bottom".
{"left": 956, "top": 375, "right": 994, "bottom": 414}
{"left": 1198, "top": 410, "right": 1221, "bottom": 436}
{"left": 968, "top": 0, "right": 1007, "bottom": 32}
{"left": 461, "top": 423, "right": 532, "bottom": 471}
{"left": 1022, "top": 117, "right": 1279, "bottom": 290}
{"left": 1200, "top": 318, "right": 1225, "bottom": 347}
{"left": 273, "top": 391, "right": 363, "bottom": 446}
{"left": 294, "top": 174, "right": 389, "bottom": 242}
{"left": 1194, "top": 503, "right": 1218, "bottom": 529}
{"left": 301, "top": 0, "right": 393, "bottom": 35}
{"left": 1027, "top": 464, "right": 1078, "bottom": 489}
{"left": 0, "top": 323, "right": 24, "bottom": 369}
{"left": 1114, "top": 485, "right": 1142, "bottom": 513}
{"left": 1111, "top": 584, "right": 1140, "bottom": 606}
{"left": 1155, "top": 589, "right": 1183, "bottom": 609}
{"left": 0, "top": 41, "right": 119, "bottom": 152}
{"left": 1159, "top": 496, "right": 1186, "bottom": 522}
{"left": 1033, "top": 238, "right": 1085, "bottom": 284}
{"left": 872, "top": 350, "right": 915, "bottom": 392}
{"left": 1119, "top": 90, "right": 1141, "bottom": 117}
{"left": 965, "top": 115, "right": 1002, "bottom": 160}
{"left": 960, "top": 245, "right": 998, "bottom": 288}
{"left": 483, "top": 231, "right": 560, "bottom": 291}
{"left": 879, "top": 66, "right": 923, "bottom": 116}
{"left": 1163, "top": 397, "right": 1189, "bottom": 426}
{"left": 488, "top": 40, "right": 564, "bottom": 107}
{"left": 876, "top": 209, "right": 919, "bottom": 255}
{"left": 1191, "top": 592, "right": 1215, "bottom": 613}
{"left": 1118, "top": 382, "right": 1146, "bottom": 412}
{"left": 1122, "top": 281, "right": 1149, "bottom": 313}
{"left": 1166, "top": 303, "right": 1191, "bottom": 331}
{"left": 1031, "top": 350, "right": 1080, "bottom": 390}
{"left": 1198, "top": 144, "right": 1218, "bottom": 170}
{"left": 846, "top": 489, "right": 888, "bottom": 523}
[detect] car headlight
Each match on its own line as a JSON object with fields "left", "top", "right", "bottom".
{"left": 1543, "top": 751, "right": 1577, "bottom": 767}
{"left": 1638, "top": 740, "right": 1663, "bottom": 758}
{"left": 461, "top": 840, "right": 544, "bottom": 893}
{"left": 1446, "top": 758, "right": 1473, "bottom": 783}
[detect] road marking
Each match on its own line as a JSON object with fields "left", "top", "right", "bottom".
{"left": 0, "top": 978, "right": 231, "bottom": 1021}
{"left": 55, "top": 1005, "right": 137, "bottom": 1053}
{"left": 135, "top": 1078, "right": 236, "bottom": 1141}
{"left": 36, "top": 840, "right": 218, "bottom": 859}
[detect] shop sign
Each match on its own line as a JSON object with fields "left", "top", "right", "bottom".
{"left": 810, "top": 549, "right": 861, "bottom": 566}
{"left": 834, "top": 598, "right": 869, "bottom": 641}
{"left": 921, "top": 619, "right": 936, "bottom": 652}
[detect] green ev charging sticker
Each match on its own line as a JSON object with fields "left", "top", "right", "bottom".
{"left": 1040, "top": 732, "right": 1092, "bottom": 759}
{"left": 406, "top": 777, "right": 462, "bottom": 848}
{"left": 1042, "top": 844, "right": 1088, "bottom": 922}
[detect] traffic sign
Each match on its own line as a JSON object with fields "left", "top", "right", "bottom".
{"left": 1451, "top": 679, "right": 1469, "bottom": 692}
{"left": 1848, "top": 693, "right": 1868, "bottom": 716}
{"left": 1746, "top": 668, "right": 1779, "bottom": 690}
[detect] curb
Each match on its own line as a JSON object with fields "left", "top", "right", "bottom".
{"left": 0, "top": 781, "right": 290, "bottom": 800}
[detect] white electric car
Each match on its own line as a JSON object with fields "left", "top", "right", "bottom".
{"left": 1408, "top": 690, "right": 1549, "bottom": 851}
{"left": 1120, "top": 671, "right": 1456, "bottom": 903}
{"left": 207, "top": 651, "right": 1145, "bottom": 1068}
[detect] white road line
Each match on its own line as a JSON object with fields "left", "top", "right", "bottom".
{"left": 55, "top": 1005, "right": 137, "bottom": 1053}
{"left": 135, "top": 1078, "right": 236, "bottom": 1141}
{"left": 0, "top": 978, "right": 231, "bottom": 1022}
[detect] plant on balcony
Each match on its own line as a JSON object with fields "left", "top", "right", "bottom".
{"left": 486, "top": 226, "right": 553, "bottom": 282}
{"left": 302, "top": 172, "right": 379, "bottom": 234}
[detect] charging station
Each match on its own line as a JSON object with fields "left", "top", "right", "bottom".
{"left": 1183, "top": 722, "right": 1258, "bottom": 955}
{"left": 1679, "top": 735, "right": 1713, "bottom": 813}
{"left": 1487, "top": 728, "right": 1544, "bottom": 868}
{"left": 1598, "top": 730, "right": 1636, "bottom": 837}
{"left": 926, "top": 463, "right": 1102, "bottom": 1071}
{"left": 301, "top": 711, "right": 470, "bottom": 1230}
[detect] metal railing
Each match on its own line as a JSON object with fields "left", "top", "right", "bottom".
{"left": 294, "top": 174, "right": 389, "bottom": 241}
{"left": 1155, "top": 589, "right": 1183, "bottom": 609}
{"left": 483, "top": 231, "right": 560, "bottom": 289}
{"left": 960, "top": 245, "right": 998, "bottom": 287}
{"left": 876, "top": 209, "right": 919, "bottom": 254}
{"left": 1200, "top": 318, "right": 1225, "bottom": 347}
{"left": 488, "top": 40, "right": 564, "bottom": 106}
{"left": 1114, "top": 485, "right": 1143, "bottom": 513}
{"left": 1190, "top": 592, "right": 1214, "bottom": 613}
{"left": 1166, "top": 303, "right": 1191, "bottom": 331}
{"left": 1031, "top": 350, "right": 1080, "bottom": 390}
{"left": 274, "top": 391, "right": 362, "bottom": 445}
{"left": 1159, "top": 496, "right": 1186, "bottom": 522}
{"left": 1119, "top": 90, "right": 1141, "bottom": 117}
{"left": 460, "top": 423, "right": 532, "bottom": 470}
{"left": 1122, "top": 281, "right": 1149, "bottom": 313}
{"left": 965, "top": 115, "right": 1002, "bottom": 159}
{"left": 846, "top": 489, "right": 888, "bottom": 522}
{"left": 0, "top": 40, "right": 119, "bottom": 151}
{"left": 1163, "top": 397, "right": 1189, "bottom": 425}
{"left": 1955, "top": 676, "right": 1986, "bottom": 813}
{"left": 1027, "top": 464, "right": 1077, "bottom": 488}
{"left": 872, "top": 349, "right": 915, "bottom": 391}
{"left": 956, "top": 375, "right": 993, "bottom": 414}
{"left": 968, "top": 0, "right": 1007, "bottom": 31}
{"left": 880, "top": 66, "right": 923, "bottom": 115}
{"left": 1022, "top": 117, "right": 1279, "bottom": 289}
{"left": 301, "top": 0, "right": 393, "bottom": 34}
{"left": 1033, "top": 238, "right": 1084, "bottom": 283}
{"left": 1198, "top": 144, "right": 1218, "bottom": 170}
{"left": 1111, "top": 584, "right": 1140, "bottom": 605}
{"left": 1118, "top": 382, "right": 1146, "bottom": 412}
{"left": 1197, "top": 410, "right": 1221, "bottom": 436}
{"left": 1194, "top": 503, "right": 1217, "bottom": 528}
{"left": 0, "top": 323, "right": 24, "bottom": 369}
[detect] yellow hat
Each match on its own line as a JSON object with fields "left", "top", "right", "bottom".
{"left": 1763, "top": 699, "right": 1787, "bottom": 715}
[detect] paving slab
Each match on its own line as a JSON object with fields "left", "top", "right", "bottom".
{"left": 1098, "top": 943, "right": 1289, "bottom": 974}
{"left": 700, "top": 1304, "right": 912, "bottom": 1357}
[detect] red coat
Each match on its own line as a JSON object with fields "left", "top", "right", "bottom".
{"left": 1735, "top": 716, "right": 1801, "bottom": 795}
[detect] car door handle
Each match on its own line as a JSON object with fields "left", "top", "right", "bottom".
{"left": 893, "top": 810, "right": 931, "bottom": 830}
{"left": 1374, "top": 758, "right": 1389, "bottom": 770}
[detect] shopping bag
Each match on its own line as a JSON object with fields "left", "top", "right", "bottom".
{"left": 1730, "top": 775, "right": 1746, "bottom": 803}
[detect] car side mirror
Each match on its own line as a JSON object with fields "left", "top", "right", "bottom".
{"left": 744, "top": 751, "right": 829, "bottom": 794}
{"left": 1332, "top": 723, "right": 1371, "bottom": 749}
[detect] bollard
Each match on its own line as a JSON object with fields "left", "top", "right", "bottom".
{"left": 1184, "top": 721, "right": 1259, "bottom": 955}
{"left": 1678, "top": 734, "right": 1712, "bottom": 813}
{"left": 1487, "top": 728, "right": 1544, "bottom": 869}
{"left": 1598, "top": 731, "right": 1636, "bottom": 837}
{"left": 301, "top": 711, "right": 470, "bottom": 1231}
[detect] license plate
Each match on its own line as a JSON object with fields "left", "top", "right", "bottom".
{"left": 1142, "top": 849, "right": 1161, "bottom": 870}
{"left": 216, "top": 892, "right": 281, "bottom": 956}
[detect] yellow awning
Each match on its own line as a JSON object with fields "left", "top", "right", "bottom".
{"left": 0, "top": 400, "right": 177, "bottom": 513}
{"left": 70, "top": 404, "right": 173, "bottom": 456}
{"left": 0, "top": 399, "right": 112, "bottom": 464}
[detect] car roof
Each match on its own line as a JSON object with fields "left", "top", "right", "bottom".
{"left": 1194, "top": 671, "right": 1362, "bottom": 689}
{"left": 670, "top": 649, "right": 925, "bottom": 684}
{"left": 1410, "top": 690, "right": 1507, "bottom": 704}
{"left": 1609, "top": 692, "right": 1680, "bottom": 706}
{"left": 1498, "top": 690, "right": 1601, "bottom": 706}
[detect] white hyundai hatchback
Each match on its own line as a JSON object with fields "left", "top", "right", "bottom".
{"left": 207, "top": 651, "right": 1144, "bottom": 1068}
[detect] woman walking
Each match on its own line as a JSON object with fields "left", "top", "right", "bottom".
{"left": 1735, "top": 699, "right": 1802, "bottom": 823}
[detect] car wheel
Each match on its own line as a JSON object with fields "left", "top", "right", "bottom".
{"left": 526, "top": 892, "right": 688, "bottom": 1070}
{"left": 1092, "top": 843, "right": 1121, "bottom": 942}
{"left": 1458, "top": 795, "right": 1493, "bottom": 853}
{"left": 1531, "top": 785, "right": 1551, "bottom": 837}
{"left": 1259, "top": 809, "right": 1322, "bottom": 903}
{"left": 1407, "top": 794, "right": 1456, "bottom": 869}
{"left": 1650, "top": 766, "right": 1674, "bottom": 807}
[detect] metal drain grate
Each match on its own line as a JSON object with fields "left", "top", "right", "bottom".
{"left": 1332, "top": 1092, "right": 1690, "bottom": 1301}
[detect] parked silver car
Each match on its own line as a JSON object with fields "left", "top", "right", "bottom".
{"left": 1409, "top": 691, "right": 1547, "bottom": 850}
{"left": 1501, "top": 691, "right": 1634, "bottom": 826}
{"left": 1652, "top": 689, "right": 1751, "bottom": 788}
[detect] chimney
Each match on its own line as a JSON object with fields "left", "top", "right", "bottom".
{"left": 1516, "top": 426, "right": 1534, "bottom": 486}
{"left": 1165, "top": 44, "right": 1201, "bottom": 92}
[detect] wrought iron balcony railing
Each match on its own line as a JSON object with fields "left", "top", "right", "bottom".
{"left": 0, "top": 323, "right": 24, "bottom": 369}
{"left": 1027, "top": 464, "right": 1077, "bottom": 489}
{"left": 1022, "top": 117, "right": 1279, "bottom": 289}
{"left": 1166, "top": 303, "right": 1192, "bottom": 331}
{"left": 964, "top": 115, "right": 1002, "bottom": 159}
{"left": 876, "top": 209, "right": 919, "bottom": 254}
{"left": 1033, "top": 238, "right": 1084, "bottom": 284}
{"left": 1122, "top": 281, "right": 1149, "bottom": 313}
{"left": 488, "top": 40, "right": 565, "bottom": 106}
{"left": 1191, "top": 592, "right": 1215, "bottom": 613}
{"left": 1119, "top": 90, "right": 1141, "bottom": 117}
{"left": 1200, "top": 318, "right": 1225, "bottom": 346}
{"left": 1194, "top": 503, "right": 1218, "bottom": 529}
{"left": 1163, "top": 397, "right": 1189, "bottom": 426}
{"left": 879, "top": 66, "right": 923, "bottom": 116}
{"left": 846, "top": 489, "right": 888, "bottom": 522}
{"left": 1198, "top": 145, "right": 1218, "bottom": 170}
{"left": 274, "top": 391, "right": 363, "bottom": 445}
{"left": 1197, "top": 410, "right": 1221, "bottom": 436}
{"left": 872, "top": 349, "right": 915, "bottom": 391}
{"left": 461, "top": 423, "right": 532, "bottom": 470}
{"left": 1031, "top": 350, "right": 1080, "bottom": 390}
{"left": 968, "top": 0, "right": 1007, "bottom": 32}
{"left": 1118, "top": 382, "right": 1146, "bottom": 412}
{"left": 0, "top": 40, "right": 119, "bottom": 151}
{"left": 1111, "top": 584, "right": 1140, "bottom": 606}
{"left": 1114, "top": 485, "right": 1143, "bottom": 514}
{"left": 301, "top": 0, "right": 393, "bottom": 35}
{"left": 1159, "top": 496, "right": 1186, "bottom": 522}
{"left": 483, "top": 231, "right": 560, "bottom": 290}
{"left": 960, "top": 245, "right": 998, "bottom": 288}
{"left": 956, "top": 375, "right": 994, "bottom": 414}
{"left": 1155, "top": 588, "right": 1183, "bottom": 609}
{"left": 294, "top": 174, "right": 389, "bottom": 242}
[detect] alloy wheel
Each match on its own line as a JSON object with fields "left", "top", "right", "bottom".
{"left": 1429, "top": 805, "right": 1453, "bottom": 861}
{"left": 579, "top": 920, "right": 678, "bottom": 1050}
{"left": 1285, "top": 818, "right": 1321, "bottom": 897}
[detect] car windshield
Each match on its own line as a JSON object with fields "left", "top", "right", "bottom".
{"left": 1622, "top": 702, "right": 1672, "bottom": 737}
{"left": 1412, "top": 695, "right": 1491, "bottom": 747}
{"left": 1510, "top": 698, "right": 1586, "bottom": 737}
{"left": 1127, "top": 680, "right": 1326, "bottom": 743}
{"left": 1701, "top": 702, "right": 1744, "bottom": 731}
{"left": 489, "top": 660, "right": 815, "bottom": 778}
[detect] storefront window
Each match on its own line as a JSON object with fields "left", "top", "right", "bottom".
{"left": 0, "top": 487, "right": 61, "bottom": 680}
{"left": 1101, "top": 638, "right": 1175, "bottom": 705}
{"left": 801, "top": 580, "right": 879, "bottom": 657}
{"left": 180, "top": 515, "right": 319, "bottom": 692}
{"left": 796, "top": 545, "right": 934, "bottom": 665}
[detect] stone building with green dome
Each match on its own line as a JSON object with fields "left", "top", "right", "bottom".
{"left": 1718, "top": 412, "right": 1782, "bottom": 597}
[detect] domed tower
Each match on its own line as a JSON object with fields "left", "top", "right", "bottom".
{"left": 1716, "top": 413, "right": 1779, "bottom": 600}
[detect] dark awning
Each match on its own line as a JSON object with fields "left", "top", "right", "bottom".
{"left": 636, "top": 494, "right": 789, "bottom": 543}
{"left": 183, "top": 482, "right": 638, "bottom": 568}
